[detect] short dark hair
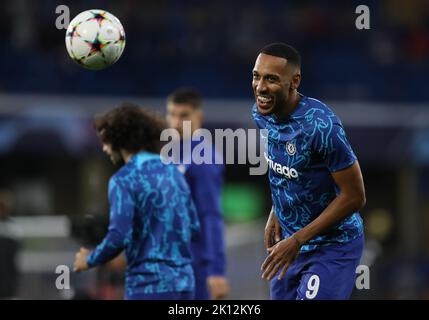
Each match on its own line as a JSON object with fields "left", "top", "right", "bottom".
{"left": 260, "top": 43, "right": 301, "bottom": 68}
{"left": 167, "top": 88, "right": 202, "bottom": 109}
{"left": 94, "top": 103, "right": 166, "bottom": 154}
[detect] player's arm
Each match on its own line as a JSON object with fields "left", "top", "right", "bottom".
{"left": 74, "top": 177, "right": 133, "bottom": 272}
{"left": 264, "top": 206, "right": 281, "bottom": 250}
{"left": 293, "top": 162, "right": 365, "bottom": 245}
{"left": 294, "top": 120, "right": 366, "bottom": 246}
{"left": 187, "top": 191, "right": 201, "bottom": 242}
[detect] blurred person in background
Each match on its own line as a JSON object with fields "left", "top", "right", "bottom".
{"left": 0, "top": 189, "right": 20, "bottom": 299}
{"left": 73, "top": 104, "right": 200, "bottom": 300}
{"left": 166, "top": 88, "right": 229, "bottom": 300}
{"left": 253, "top": 43, "right": 366, "bottom": 300}
{"left": 70, "top": 213, "right": 126, "bottom": 300}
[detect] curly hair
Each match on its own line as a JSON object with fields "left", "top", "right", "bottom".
{"left": 94, "top": 103, "right": 167, "bottom": 154}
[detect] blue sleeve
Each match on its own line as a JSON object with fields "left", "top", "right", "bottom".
{"left": 188, "top": 163, "right": 226, "bottom": 276}
{"left": 312, "top": 117, "right": 357, "bottom": 172}
{"left": 86, "top": 176, "right": 134, "bottom": 268}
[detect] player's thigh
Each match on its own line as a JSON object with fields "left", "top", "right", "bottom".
{"left": 297, "top": 237, "right": 364, "bottom": 300}
{"left": 296, "top": 259, "right": 359, "bottom": 300}
{"left": 270, "top": 269, "right": 300, "bottom": 300}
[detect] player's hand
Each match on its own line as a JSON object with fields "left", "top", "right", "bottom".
{"left": 207, "top": 276, "right": 230, "bottom": 300}
{"left": 261, "top": 235, "right": 301, "bottom": 281}
{"left": 264, "top": 208, "right": 281, "bottom": 250}
{"left": 74, "top": 247, "right": 90, "bottom": 272}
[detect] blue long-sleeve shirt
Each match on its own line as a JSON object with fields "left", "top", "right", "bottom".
{"left": 178, "top": 140, "right": 226, "bottom": 277}
{"left": 86, "top": 151, "right": 200, "bottom": 297}
{"left": 252, "top": 95, "right": 363, "bottom": 251}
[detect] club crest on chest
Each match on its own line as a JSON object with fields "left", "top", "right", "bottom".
{"left": 286, "top": 141, "right": 296, "bottom": 156}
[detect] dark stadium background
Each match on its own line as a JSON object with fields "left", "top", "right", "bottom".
{"left": 0, "top": 0, "right": 428, "bottom": 299}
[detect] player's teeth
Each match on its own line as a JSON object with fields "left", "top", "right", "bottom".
{"left": 259, "top": 96, "right": 271, "bottom": 102}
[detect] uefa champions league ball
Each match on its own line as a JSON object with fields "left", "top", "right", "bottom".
{"left": 65, "top": 9, "right": 125, "bottom": 70}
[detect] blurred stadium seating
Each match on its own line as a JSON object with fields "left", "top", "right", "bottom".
{"left": 1, "top": 0, "right": 428, "bottom": 101}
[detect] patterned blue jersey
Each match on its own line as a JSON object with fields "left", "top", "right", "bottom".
{"left": 177, "top": 139, "right": 226, "bottom": 299}
{"left": 86, "top": 151, "right": 200, "bottom": 297}
{"left": 252, "top": 94, "right": 364, "bottom": 252}
{"left": 177, "top": 140, "right": 226, "bottom": 277}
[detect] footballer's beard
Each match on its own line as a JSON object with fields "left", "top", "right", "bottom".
{"left": 271, "top": 92, "right": 291, "bottom": 119}
{"left": 257, "top": 95, "right": 287, "bottom": 118}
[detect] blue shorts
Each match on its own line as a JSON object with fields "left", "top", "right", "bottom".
{"left": 270, "top": 234, "right": 364, "bottom": 300}
{"left": 125, "top": 291, "right": 194, "bottom": 300}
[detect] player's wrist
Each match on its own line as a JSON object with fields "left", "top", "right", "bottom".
{"left": 291, "top": 233, "right": 303, "bottom": 247}
{"left": 85, "top": 253, "right": 95, "bottom": 269}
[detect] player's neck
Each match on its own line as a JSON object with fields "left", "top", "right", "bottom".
{"left": 274, "top": 91, "right": 301, "bottom": 121}
{"left": 120, "top": 149, "right": 134, "bottom": 164}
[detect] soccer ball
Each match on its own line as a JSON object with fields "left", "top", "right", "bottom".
{"left": 65, "top": 9, "right": 125, "bottom": 70}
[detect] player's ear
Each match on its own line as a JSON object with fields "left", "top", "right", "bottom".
{"left": 291, "top": 72, "right": 301, "bottom": 91}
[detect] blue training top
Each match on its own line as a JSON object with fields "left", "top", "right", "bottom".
{"left": 252, "top": 94, "right": 364, "bottom": 252}
{"left": 87, "top": 151, "right": 200, "bottom": 297}
{"left": 178, "top": 139, "right": 226, "bottom": 277}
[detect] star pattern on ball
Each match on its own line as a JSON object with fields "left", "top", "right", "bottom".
{"left": 84, "top": 33, "right": 108, "bottom": 57}
{"left": 66, "top": 23, "right": 81, "bottom": 44}
{"left": 88, "top": 11, "right": 107, "bottom": 27}
{"left": 119, "top": 28, "right": 125, "bottom": 41}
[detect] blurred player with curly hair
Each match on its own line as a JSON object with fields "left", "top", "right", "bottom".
{"left": 73, "top": 103, "right": 200, "bottom": 300}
